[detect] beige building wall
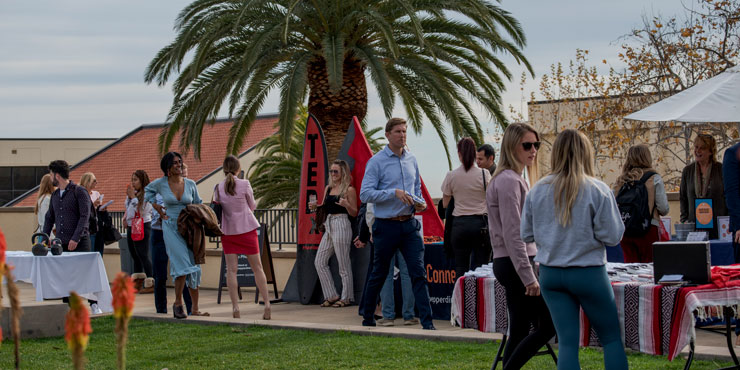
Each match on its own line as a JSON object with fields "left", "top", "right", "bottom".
{"left": 0, "top": 139, "right": 115, "bottom": 167}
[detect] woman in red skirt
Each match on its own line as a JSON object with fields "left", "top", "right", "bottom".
{"left": 216, "top": 155, "right": 271, "bottom": 319}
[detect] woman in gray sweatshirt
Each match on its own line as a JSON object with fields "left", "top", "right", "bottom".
{"left": 521, "top": 129, "right": 627, "bottom": 370}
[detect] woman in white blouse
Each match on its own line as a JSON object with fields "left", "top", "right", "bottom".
{"left": 126, "top": 170, "right": 154, "bottom": 293}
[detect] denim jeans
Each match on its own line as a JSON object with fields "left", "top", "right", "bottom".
{"left": 380, "top": 250, "right": 415, "bottom": 320}
{"left": 361, "top": 218, "right": 433, "bottom": 328}
{"left": 151, "top": 228, "right": 191, "bottom": 314}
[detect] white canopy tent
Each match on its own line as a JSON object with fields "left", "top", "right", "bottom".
{"left": 625, "top": 65, "right": 740, "bottom": 123}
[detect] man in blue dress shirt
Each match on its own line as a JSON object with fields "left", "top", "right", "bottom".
{"left": 359, "top": 118, "right": 435, "bottom": 330}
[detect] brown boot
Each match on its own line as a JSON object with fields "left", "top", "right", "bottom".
{"left": 132, "top": 273, "right": 146, "bottom": 293}
{"left": 139, "top": 277, "right": 154, "bottom": 294}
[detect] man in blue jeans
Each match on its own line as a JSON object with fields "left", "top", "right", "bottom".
{"left": 378, "top": 251, "right": 417, "bottom": 326}
{"left": 359, "top": 117, "right": 435, "bottom": 330}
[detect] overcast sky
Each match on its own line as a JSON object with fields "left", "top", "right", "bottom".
{"left": 0, "top": 0, "right": 688, "bottom": 196}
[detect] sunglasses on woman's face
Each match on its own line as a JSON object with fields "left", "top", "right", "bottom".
{"left": 329, "top": 170, "right": 340, "bottom": 174}
{"left": 522, "top": 141, "right": 541, "bottom": 151}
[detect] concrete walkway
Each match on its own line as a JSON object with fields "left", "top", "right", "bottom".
{"left": 7, "top": 282, "right": 740, "bottom": 364}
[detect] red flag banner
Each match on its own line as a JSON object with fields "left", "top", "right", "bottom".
{"left": 297, "top": 114, "right": 328, "bottom": 248}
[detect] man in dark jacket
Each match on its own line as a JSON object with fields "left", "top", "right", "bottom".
{"left": 43, "top": 160, "right": 91, "bottom": 252}
{"left": 477, "top": 144, "right": 497, "bottom": 175}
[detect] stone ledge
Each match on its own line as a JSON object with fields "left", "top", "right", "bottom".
{"left": 1, "top": 303, "right": 68, "bottom": 339}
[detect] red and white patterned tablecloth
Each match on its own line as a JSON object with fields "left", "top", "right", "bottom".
{"left": 451, "top": 271, "right": 740, "bottom": 361}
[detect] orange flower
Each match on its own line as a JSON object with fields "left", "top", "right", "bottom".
{"left": 111, "top": 272, "right": 136, "bottom": 319}
{"left": 65, "top": 292, "right": 92, "bottom": 351}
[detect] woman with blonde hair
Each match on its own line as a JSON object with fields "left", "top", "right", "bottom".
{"left": 614, "top": 144, "right": 669, "bottom": 262}
{"left": 679, "top": 133, "right": 727, "bottom": 239}
{"left": 522, "top": 129, "right": 627, "bottom": 369}
{"left": 216, "top": 155, "right": 271, "bottom": 319}
{"left": 487, "top": 123, "right": 554, "bottom": 369}
{"left": 79, "top": 172, "right": 101, "bottom": 252}
{"left": 35, "top": 174, "right": 56, "bottom": 237}
{"left": 311, "top": 159, "right": 358, "bottom": 307}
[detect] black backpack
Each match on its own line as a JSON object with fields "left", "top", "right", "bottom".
{"left": 616, "top": 171, "right": 656, "bottom": 237}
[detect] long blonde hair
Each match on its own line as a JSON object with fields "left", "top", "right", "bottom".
{"left": 547, "top": 129, "right": 594, "bottom": 226}
{"left": 614, "top": 144, "right": 654, "bottom": 192}
{"left": 331, "top": 160, "right": 352, "bottom": 197}
{"left": 79, "top": 172, "right": 96, "bottom": 191}
{"left": 223, "top": 155, "right": 240, "bottom": 196}
{"left": 35, "top": 174, "right": 55, "bottom": 215}
{"left": 493, "top": 122, "right": 540, "bottom": 183}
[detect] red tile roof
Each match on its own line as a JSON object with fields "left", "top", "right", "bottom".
{"left": 12, "top": 116, "right": 278, "bottom": 211}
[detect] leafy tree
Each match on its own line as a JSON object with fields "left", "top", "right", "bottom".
{"left": 248, "top": 105, "right": 385, "bottom": 209}
{"left": 144, "top": 0, "right": 532, "bottom": 166}
{"left": 515, "top": 0, "right": 739, "bottom": 189}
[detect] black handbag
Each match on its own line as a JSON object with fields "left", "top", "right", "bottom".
{"left": 98, "top": 210, "right": 122, "bottom": 245}
{"left": 210, "top": 184, "right": 223, "bottom": 225}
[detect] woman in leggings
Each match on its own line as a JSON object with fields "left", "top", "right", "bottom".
{"left": 488, "top": 123, "right": 554, "bottom": 369}
{"left": 521, "top": 129, "right": 627, "bottom": 370}
{"left": 125, "top": 170, "right": 154, "bottom": 293}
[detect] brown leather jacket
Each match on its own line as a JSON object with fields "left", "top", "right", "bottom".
{"left": 177, "top": 204, "right": 222, "bottom": 264}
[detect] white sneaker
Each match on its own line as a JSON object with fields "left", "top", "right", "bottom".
{"left": 90, "top": 303, "right": 103, "bottom": 315}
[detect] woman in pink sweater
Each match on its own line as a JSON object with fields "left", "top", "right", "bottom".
{"left": 216, "top": 155, "right": 271, "bottom": 320}
{"left": 487, "top": 123, "right": 554, "bottom": 370}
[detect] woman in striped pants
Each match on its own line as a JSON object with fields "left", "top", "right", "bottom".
{"left": 312, "top": 160, "right": 358, "bottom": 307}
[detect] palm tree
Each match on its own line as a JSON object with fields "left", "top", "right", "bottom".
{"left": 145, "top": 0, "right": 531, "bottom": 165}
{"left": 249, "top": 105, "right": 385, "bottom": 209}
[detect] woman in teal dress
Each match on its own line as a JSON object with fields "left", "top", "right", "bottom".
{"left": 145, "top": 152, "right": 208, "bottom": 319}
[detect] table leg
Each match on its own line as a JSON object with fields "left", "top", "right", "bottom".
{"left": 545, "top": 342, "right": 558, "bottom": 365}
{"left": 724, "top": 306, "right": 740, "bottom": 367}
{"left": 491, "top": 334, "right": 507, "bottom": 370}
{"left": 684, "top": 339, "right": 695, "bottom": 370}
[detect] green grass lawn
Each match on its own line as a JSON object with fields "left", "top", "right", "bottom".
{"left": 0, "top": 316, "right": 734, "bottom": 369}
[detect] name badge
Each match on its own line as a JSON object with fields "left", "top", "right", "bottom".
{"left": 695, "top": 198, "right": 713, "bottom": 229}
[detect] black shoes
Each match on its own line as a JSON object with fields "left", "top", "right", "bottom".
{"left": 173, "top": 304, "right": 187, "bottom": 319}
{"left": 423, "top": 325, "right": 436, "bottom": 330}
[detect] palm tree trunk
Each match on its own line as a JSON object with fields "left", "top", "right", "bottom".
{"left": 307, "top": 56, "right": 368, "bottom": 161}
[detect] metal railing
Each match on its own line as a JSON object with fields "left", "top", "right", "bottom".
{"left": 109, "top": 208, "right": 297, "bottom": 250}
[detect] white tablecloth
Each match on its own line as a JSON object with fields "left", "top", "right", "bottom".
{"left": 5, "top": 251, "right": 113, "bottom": 313}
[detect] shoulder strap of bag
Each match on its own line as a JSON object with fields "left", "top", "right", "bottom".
{"left": 212, "top": 183, "right": 220, "bottom": 202}
{"left": 482, "top": 169, "right": 487, "bottom": 192}
{"left": 638, "top": 171, "right": 657, "bottom": 184}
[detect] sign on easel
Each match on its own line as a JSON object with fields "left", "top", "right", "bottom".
{"left": 217, "top": 223, "right": 280, "bottom": 304}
